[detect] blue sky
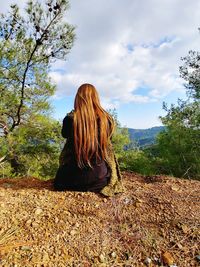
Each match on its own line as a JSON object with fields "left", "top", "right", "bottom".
{"left": 1, "top": 0, "right": 200, "bottom": 128}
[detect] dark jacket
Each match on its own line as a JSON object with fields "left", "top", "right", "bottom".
{"left": 54, "top": 113, "right": 111, "bottom": 192}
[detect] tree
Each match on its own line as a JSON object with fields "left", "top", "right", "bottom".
{"left": 107, "top": 108, "right": 130, "bottom": 156}
{"left": 156, "top": 48, "right": 200, "bottom": 179}
{"left": 0, "top": 0, "right": 75, "bottom": 175}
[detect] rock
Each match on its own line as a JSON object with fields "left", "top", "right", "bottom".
{"left": 21, "top": 246, "right": 32, "bottom": 251}
{"left": 70, "top": 230, "right": 76, "bottom": 236}
{"left": 0, "top": 191, "right": 5, "bottom": 197}
{"left": 144, "top": 257, "right": 152, "bottom": 266}
{"left": 55, "top": 217, "right": 59, "bottom": 223}
{"left": 74, "top": 222, "right": 80, "bottom": 228}
{"left": 111, "top": 251, "right": 116, "bottom": 258}
{"left": 32, "top": 222, "right": 39, "bottom": 228}
{"left": 162, "top": 251, "right": 174, "bottom": 265}
{"left": 26, "top": 219, "right": 32, "bottom": 226}
{"left": 135, "top": 199, "right": 143, "bottom": 207}
{"left": 177, "top": 243, "right": 184, "bottom": 250}
{"left": 124, "top": 197, "right": 131, "bottom": 204}
{"left": 35, "top": 208, "right": 43, "bottom": 215}
{"left": 171, "top": 185, "right": 180, "bottom": 191}
{"left": 99, "top": 253, "right": 106, "bottom": 263}
{"left": 42, "top": 252, "right": 50, "bottom": 262}
{"left": 181, "top": 224, "right": 189, "bottom": 234}
{"left": 196, "top": 255, "right": 200, "bottom": 262}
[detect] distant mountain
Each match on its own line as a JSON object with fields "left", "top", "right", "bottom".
{"left": 127, "top": 126, "right": 166, "bottom": 149}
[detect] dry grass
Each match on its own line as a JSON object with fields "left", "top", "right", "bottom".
{"left": 0, "top": 171, "right": 199, "bottom": 266}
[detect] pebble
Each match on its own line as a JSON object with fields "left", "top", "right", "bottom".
{"left": 32, "top": 222, "right": 39, "bottom": 228}
{"left": 124, "top": 197, "right": 131, "bottom": 204}
{"left": 26, "top": 219, "right": 32, "bottom": 226}
{"left": 55, "top": 217, "right": 59, "bottom": 223}
{"left": 42, "top": 252, "right": 50, "bottom": 262}
{"left": 21, "top": 246, "right": 32, "bottom": 251}
{"left": 70, "top": 230, "right": 76, "bottom": 236}
{"left": 35, "top": 208, "right": 43, "bottom": 215}
{"left": 196, "top": 255, "right": 200, "bottom": 262}
{"left": 144, "top": 257, "right": 152, "bottom": 266}
{"left": 99, "top": 253, "right": 106, "bottom": 263}
{"left": 111, "top": 251, "right": 116, "bottom": 258}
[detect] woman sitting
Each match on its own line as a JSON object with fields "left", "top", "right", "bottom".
{"left": 54, "top": 83, "right": 124, "bottom": 196}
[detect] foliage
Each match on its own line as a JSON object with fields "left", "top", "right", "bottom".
{"left": 0, "top": 115, "right": 63, "bottom": 178}
{"left": 112, "top": 127, "right": 130, "bottom": 156}
{"left": 107, "top": 109, "right": 130, "bottom": 156}
{"left": 118, "top": 150, "right": 156, "bottom": 175}
{"left": 0, "top": 0, "right": 75, "bottom": 177}
{"left": 156, "top": 49, "right": 200, "bottom": 180}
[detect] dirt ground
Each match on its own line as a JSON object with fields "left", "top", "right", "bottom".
{"left": 0, "top": 171, "right": 199, "bottom": 267}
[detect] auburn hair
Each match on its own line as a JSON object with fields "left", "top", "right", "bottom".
{"left": 73, "top": 83, "right": 115, "bottom": 168}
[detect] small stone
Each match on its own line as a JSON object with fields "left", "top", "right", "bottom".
{"left": 124, "top": 197, "right": 131, "bottom": 204}
{"left": 181, "top": 224, "right": 189, "bottom": 234}
{"left": 32, "top": 222, "right": 38, "bottom": 228}
{"left": 35, "top": 208, "right": 43, "bottom": 215}
{"left": 55, "top": 217, "right": 59, "bottom": 223}
{"left": 144, "top": 257, "right": 152, "bottom": 266}
{"left": 26, "top": 219, "right": 32, "bottom": 226}
{"left": 153, "top": 256, "right": 160, "bottom": 264}
{"left": 21, "top": 246, "right": 32, "bottom": 251}
{"left": 135, "top": 199, "right": 143, "bottom": 207}
{"left": 43, "top": 252, "right": 49, "bottom": 262}
{"left": 103, "top": 198, "right": 107, "bottom": 203}
{"left": 70, "top": 230, "right": 76, "bottom": 236}
{"left": 171, "top": 185, "right": 179, "bottom": 191}
{"left": 0, "top": 191, "right": 5, "bottom": 197}
{"left": 99, "top": 253, "right": 106, "bottom": 263}
{"left": 177, "top": 243, "right": 184, "bottom": 250}
{"left": 196, "top": 255, "right": 200, "bottom": 262}
{"left": 111, "top": 251, "right": 116, "bottom": 258}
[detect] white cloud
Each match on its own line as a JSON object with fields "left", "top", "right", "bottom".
{"left": 49, "top": 0, "right": 200, "bottom": 108}
{"left": 1, "top": 0, "right": 200, "bottom": 110}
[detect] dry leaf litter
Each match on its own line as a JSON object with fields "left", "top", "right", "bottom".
{"left": 0, "top": 171, "right": 199, "bottom": 267}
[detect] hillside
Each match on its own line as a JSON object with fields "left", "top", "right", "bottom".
{"left": 0, "top": 172, "right": 199, "bottom": 267}
{"left": 128, "top": 126, "right": 165, "bottom": 148}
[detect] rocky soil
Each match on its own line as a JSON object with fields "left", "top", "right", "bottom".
{"left": 0, "top": 171, "right": 199, "bottom": 267}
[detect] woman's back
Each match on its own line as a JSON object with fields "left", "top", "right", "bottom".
{"left": 53, "top": 83, "right": 123, "bottom": 194}
{"left": 54, "top": 111, "right": 111, "bottom": 192}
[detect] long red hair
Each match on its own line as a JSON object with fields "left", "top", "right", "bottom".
{"left": 73, "top": 83, "right": 115, "bottom": 168}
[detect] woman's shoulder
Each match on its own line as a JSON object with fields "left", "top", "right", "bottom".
{"left": 63, "top": 110, "right": 74, "bottom": 122}
{"left": 66, "top": 109, "right": 74, "bottom": 118}
{"left": 62, "top": 110, "right": 74, "bottom": 138}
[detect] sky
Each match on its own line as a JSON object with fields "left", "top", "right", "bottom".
{"left": 1, "top": 0, "right": 200, "bottom": 128}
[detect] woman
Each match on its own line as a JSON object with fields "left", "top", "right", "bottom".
{"left": 54, "top": 84, "right": 124, "bottom": 196}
